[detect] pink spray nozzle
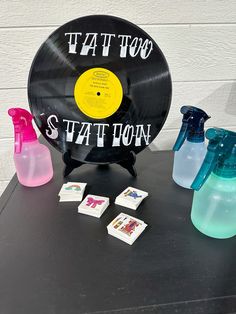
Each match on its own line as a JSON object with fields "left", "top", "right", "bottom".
{"left": 8, "top": 107, "right": 33, "bottom": 123}
{"left": 8, "top": 108, "right": 17, "bottom": 117}
{"left": 8, "top": 107, "right": 37, "bottom": 153}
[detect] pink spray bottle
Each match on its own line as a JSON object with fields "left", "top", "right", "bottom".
{"left": 8, "top": 108, "right": 53, "bottom": 187}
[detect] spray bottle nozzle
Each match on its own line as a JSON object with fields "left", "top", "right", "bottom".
{"left": 8, "top": 108, "right": 37, "bottom": 154}
{"left": 191, "top": 127, "right": 236, "bottom": 191}
{"left": 173, "top": 106, "right": 210, "bottom": 151}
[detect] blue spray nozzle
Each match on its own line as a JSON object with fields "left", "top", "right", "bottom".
{"left": 191, "top": 128, "right": 236, "bottom": 191}
{"left": 173, "top": 106, "right": 210, "bottom": 151}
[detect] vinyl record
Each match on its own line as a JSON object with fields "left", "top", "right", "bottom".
{"left": 28, "top": 15, "right": 172, "bottom": 164}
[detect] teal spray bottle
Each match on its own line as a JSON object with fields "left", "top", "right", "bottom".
{"left": 172, "top": 106, "right": 210, "bottom": 188}
{"left": 191, "top": 128, "right": 236, "bottom": 239}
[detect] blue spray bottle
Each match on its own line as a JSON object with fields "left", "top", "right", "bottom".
{"left": 172, "top": 106, "right": 210, "bottom": 188}
{"left": 191, "top": 128, "right": 236, "bottom": 239}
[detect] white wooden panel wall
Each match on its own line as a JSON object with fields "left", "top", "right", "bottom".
{"left": 0, "top": 0, "right": 236, "bottom": 196}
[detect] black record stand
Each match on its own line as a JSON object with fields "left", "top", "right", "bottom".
{"left": 63, "top": 150, "right": 137, "bottom": 177}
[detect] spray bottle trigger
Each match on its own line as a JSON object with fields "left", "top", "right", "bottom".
{"left": 191, "top": 151, "right": 217, "bottom": 190}
{"left": 14, "top": 131, "right": 22, "bottom": 154}
{"left": 173, "top": 123, "right": 189, "bottom": 151}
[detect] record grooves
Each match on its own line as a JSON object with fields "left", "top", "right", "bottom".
{"left": 28, "top": 15, "right": 172, "bottom": 165}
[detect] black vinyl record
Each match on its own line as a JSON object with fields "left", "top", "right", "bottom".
{"left": 28, "top": 15, "right": 172, "bottom": 164}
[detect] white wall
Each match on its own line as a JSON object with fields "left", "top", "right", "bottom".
{"left": 0, "top": 0, "right": 236, "bottom": 195}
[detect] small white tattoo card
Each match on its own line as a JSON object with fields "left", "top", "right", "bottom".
{"left": 107, "top": 213, "right": 147, "bottom": 245}
{"left": 78, "top": 194, "right": 109, "bottom": 218}
{"left": 58, "top": 182, "right": 87, "bottom": 202}
{"left": 115, "top": 187, "right": 148, "bottom": 210}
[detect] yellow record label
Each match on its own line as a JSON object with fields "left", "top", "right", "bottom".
{"left": 74, "top": 67, "right": 123, "bottom": 119}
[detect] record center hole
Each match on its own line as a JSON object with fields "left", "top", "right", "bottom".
{"left": 97, "top": 92, "right": 101, "bottom": 96}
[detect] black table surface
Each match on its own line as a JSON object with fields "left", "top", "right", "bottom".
{"left": 0, "top": 148, "right": 236, "bottom": 314}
